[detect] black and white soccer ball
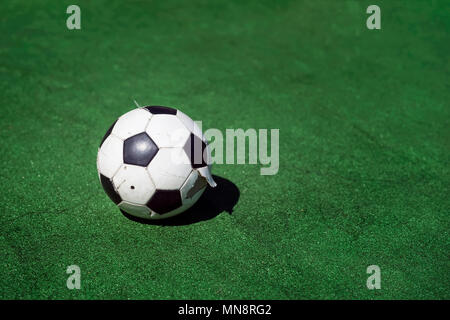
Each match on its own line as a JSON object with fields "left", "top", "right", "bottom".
{"left": 97, "top": 106, "right": 216, "bottom": 220}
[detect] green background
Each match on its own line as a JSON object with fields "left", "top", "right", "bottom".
{"left": 0, "top": 0, "right": 448, "bottom": 299}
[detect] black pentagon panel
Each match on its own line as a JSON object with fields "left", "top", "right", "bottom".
{"left": 143, "top": 105, "right": 177, "bottom": 115}
{"left": 123, "top": 132, "right": 158, "bottom": 167}
{"left": 100, "top": 174, "right": 122, "bottom": 204}
{"left": 183, "top": 133, "right": 208, "bottom": 169}
{"left": 99, "top": 120, "right": 117, "bottom": 147}
{"left": 147, "top": 190, "right": 182, "bottom": 214}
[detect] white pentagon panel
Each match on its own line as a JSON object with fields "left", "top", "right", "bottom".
{"left": 112, "top": 165, "right": 156, "bottom": 205}
{"left": 176, "top": 110, "right": 195, "bottom": 133}
{"left": 111, "top": 108, "right": 152, "bottom": 140}
{"left": 146, "top": 114, "right": 190, "bottom": 148}
{"left": 146, "top": 148, "right": 192, "bottom": 190}
{"left": 119, "top": 201, "right": 151, "bottom": 219}
{"left": 97, "top": 135, "right": 123, "bottom": 179}
{"left": 177, "top": 110, "right": 205, "bottom": 141}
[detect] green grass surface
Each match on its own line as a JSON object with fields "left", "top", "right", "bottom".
{"left": 0, "top": 0, "right": 449, "bottom": 299}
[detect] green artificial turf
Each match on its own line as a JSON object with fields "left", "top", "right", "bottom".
{"left": 0, "top": 0, "right": 449, "bottom": 299}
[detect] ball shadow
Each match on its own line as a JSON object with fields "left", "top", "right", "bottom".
{"left": 120, "top": 175, "right": 239, "bottom": 226}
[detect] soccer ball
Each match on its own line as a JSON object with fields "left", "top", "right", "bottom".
{"left": 97, "top": 105, "right": 216, "bottom": 220}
